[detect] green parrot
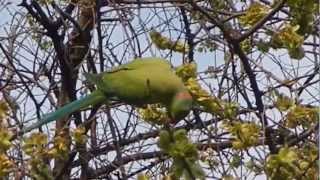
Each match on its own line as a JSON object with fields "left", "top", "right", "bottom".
{"left": 22, "top": 57, "right": 193, "bottom": 133}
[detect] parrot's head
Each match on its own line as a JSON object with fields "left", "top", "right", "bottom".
{"left": 169, "top": 90, "right": 193, "bottom": 123}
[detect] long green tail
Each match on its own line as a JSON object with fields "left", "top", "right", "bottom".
{"left": 22, "top": 91, "right": 106, "bottom": 133}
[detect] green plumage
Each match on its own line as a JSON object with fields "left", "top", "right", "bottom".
{"left": 23, "top": 57, "right": 193, "bottom": 133}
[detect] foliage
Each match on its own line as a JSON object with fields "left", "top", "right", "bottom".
{"left": 137, "top": 173, "right": 150, "bottom": 180}
{"left": 0, "top": 101, "right": 13, "bottom": 177}
{"left": 21, "top": 131, "right": 71, "bottom": 179}
{"left": 38, "top": 0, "right": 54, "bottom": 5}
{"left": 285, "top": 105, "right": 318, "bottom": 128}
{"left": 274, "top": 93, "right": 295, "bottom": 111}
{"left": 0, "top": 128, "right": 12, "bottom": 154}
{"left": 22, "top": 133, "right": 53, "bottom": 179}
{"left": 199, "top": 147, "right": 219, "bottom": 167}
{"left": 72, "top": 126, "right": 87, "bottom": 145}
{"left": 271, "top": 24, "right": 305, "bottom": 59}
{"left": 138, "top": 104, "right": 168, "bottom": 125}
{"left": 256, "top": 40, "right": 270, "bottom": 53}
{"left": 23, "top": 133, "right": 48, "bottom": 156}
{"left": 240, "top": 39, "right": 252, "bottom": 53}
{"left": 0, "top": 154, "right": 14, "bottom": 177}
{"left": 266, "top": 144, "right": 318, "bottom": 180}
{"left": 239, "top": 2, "right": 269, "bottom": 27}
{"left": 223, "top": 121, "right": 260, "bottom": 150}
{"left": 187, "top": 78, "right": 238, "bottom": 119}
{"left": 26, "top": 14, "right": 53, "bottom": 51}
{"left": 176, "top": 63, "right": 238, "bottom": 119}
{"left": 0, "top": 101, "right": 9, "bottom": 120}
{"left": 48, "top": 132, "right": 69, "bottom": 160}
{"left": 175, "top": 62, "right": 197, "bottom": 82}
{"left": 245, "top": 159, "right": 263, "bottom": 175}
{"left": 197, "top": 39, "right": 218, "bottom": 53}
{"left": 158, "top": 129, "right": 205, "bottom": 180}
{"left": 149, "top": 30, "right": 189, "bottom": 53}
{"left": 287, "top": 0, "right": 318, "bottom": 35}
{"left": 230, "top": 154, "right": 241, "bottom": 168}
{"left": 208, "top": 0, "right": 226, "bottom": 10}
{"left": 273, "top": 89, "right": 318, "bottom": 129}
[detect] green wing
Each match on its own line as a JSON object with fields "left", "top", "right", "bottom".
{"left": 86, "top": 57, "right": 186, "bottom": 106}
{"left": 104, "top": 57, "right": 172, "bottom": 74}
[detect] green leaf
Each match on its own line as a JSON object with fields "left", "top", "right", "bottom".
{"left": 158, "top": 130, "right": 172, "bottom": 153}
{"left": 231, "top": 154, "right": 242, "bottom": 168}
{"left": 288, "top": 46, "right": 305, "bottom": 60}
{"left": 137, "top": 173, "right": 150, "bottom": 180}
{"left": 274, "top": 93, "right": 294, "bottom": 111}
